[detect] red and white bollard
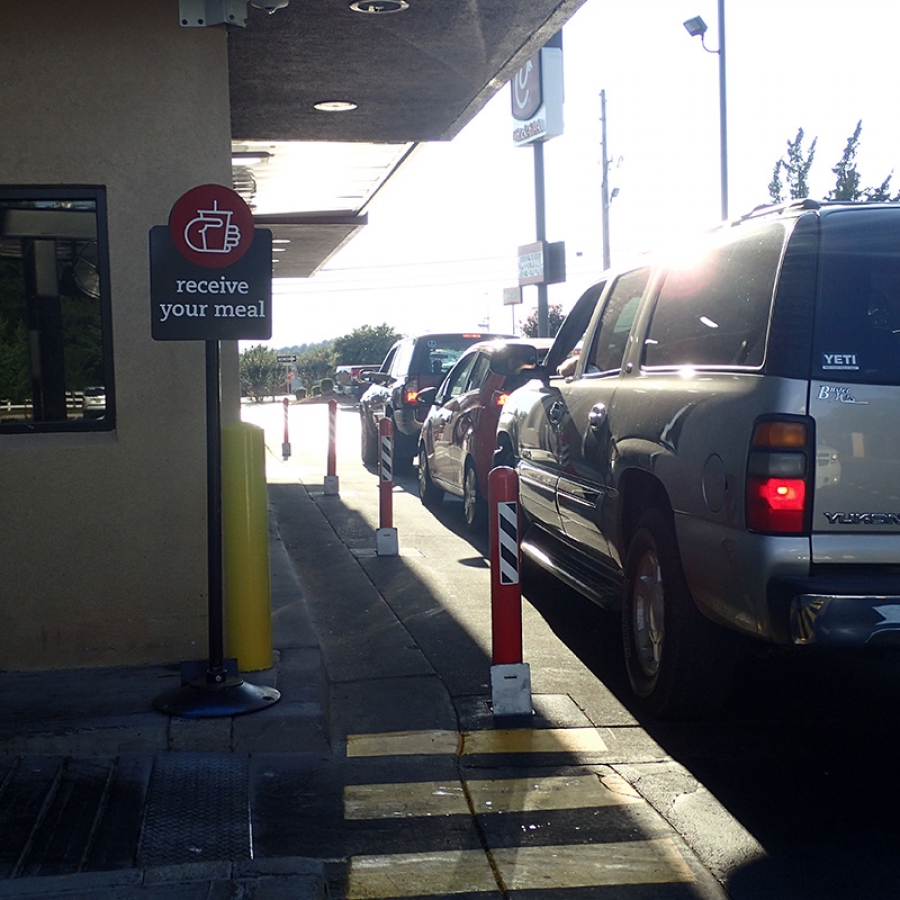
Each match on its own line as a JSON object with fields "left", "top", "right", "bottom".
{"left": 489, "top": 466, "right": 532, "bottom": 717}
{"left": 376, "top": 418, "right": 398, "bottom": 556}
{"left": 282, "top": 397, "right": 291, "bottom": 459}
{"left": 324, "top": 399, "right": 339, "bottom": 495}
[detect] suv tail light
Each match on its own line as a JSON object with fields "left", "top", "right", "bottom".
{"left": 403, "top": 377, "right": 420, "bottom": 405}
{"left": 492, "top": 390, "right": 510, "bottom": 410}
{"left": 746, "top": 419, "right": 810, "bottom": 534}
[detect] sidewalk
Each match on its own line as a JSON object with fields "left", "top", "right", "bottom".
{"left": 0, "top": 405, "right": 734, "bottom": 900}
{"left": 0, "top": 500, "right": 331, "bottom": 899}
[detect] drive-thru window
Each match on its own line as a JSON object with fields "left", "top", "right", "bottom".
{"left": 0, "top": 186, "right": 113, "bottom": 433}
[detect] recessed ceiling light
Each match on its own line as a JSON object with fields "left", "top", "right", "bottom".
{"left": 350, "top": 0, "right": 409, "bottom": 13}
{"left": 313, "top": 100, "right": 359, "bottom": 112}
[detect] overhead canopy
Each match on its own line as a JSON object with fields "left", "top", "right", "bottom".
{"left": 226, "top": 0, "right": 585, "bottom": 277}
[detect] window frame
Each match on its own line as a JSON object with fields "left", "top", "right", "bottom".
{"left": 0, "top": 184, "right": 115, "bottom": 434}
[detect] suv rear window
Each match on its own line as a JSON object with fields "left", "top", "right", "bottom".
{"left": 813, "top": 208, "right": 900, "bottom": 385}
{"left": 410, "top": 335, "right": 490, "bottom": 376}
{"left": 644, "top": 223, "right": 784, "bottom": 369}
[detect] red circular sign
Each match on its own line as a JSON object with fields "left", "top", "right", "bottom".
{"left": 168, "top": 184, "right": 255, "bottom": 268}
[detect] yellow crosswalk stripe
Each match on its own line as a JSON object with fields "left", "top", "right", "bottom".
{"left": 462, "top": 727, "right": 608, "bottom": 755}
{"left": 346, "top": 849, "right": 498, "bottom": 899}
{"left": 345, "top": 727, "right": 607, "bottom": 758}
{"left": 344, "top": 780, "right": 469, "bottom": 819}
{"left": 346, "top": 839, "right": 695, "bottom": 898}
{"left": 494, "top": 839, "right": 696, "bottom": 890}
{"left": 346, "top": 730, "right": 460, "bottom": 758}
{"left": 344, "top": 773, "right": 641, "bottom": 820}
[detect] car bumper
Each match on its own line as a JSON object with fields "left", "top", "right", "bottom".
{"left": 784, "top": 574, "right": 900, "bottom": 646}
{"left": 393, "top": 406, "right": 424, "bottom": 436}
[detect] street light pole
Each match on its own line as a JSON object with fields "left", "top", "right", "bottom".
{"left": 600, "top": 89, "right": 611, "bottom": 270}
{"left": 717, "top": 0, "right": 728, "bottom": 221}
{"left": 684, "top": 1, "right": 728, "bottom": 220}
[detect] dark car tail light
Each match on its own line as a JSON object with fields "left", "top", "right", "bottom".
{"left": 403, "top": 377, "right": 420, "bottom": 404}
{"left": 492, "top": 390, "right": 510, "bottom": 409}
{"left": 746, "top": 419, "right": 811, "bottom": 534}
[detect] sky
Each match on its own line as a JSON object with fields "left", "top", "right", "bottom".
{"left": 251, "top": 0, "right": 900, "bottom": 350}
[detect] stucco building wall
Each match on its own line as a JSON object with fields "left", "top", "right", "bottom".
{"left": 0, "top": 1, "right": 238, "bottom": 669}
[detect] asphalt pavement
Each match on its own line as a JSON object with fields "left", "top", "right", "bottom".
{"left": 0, "top": 398, "right": 736, "bottom": 900}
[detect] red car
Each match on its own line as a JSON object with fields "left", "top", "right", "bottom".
{"left": 416, "top": 338, "right": 553, "bottom": 530}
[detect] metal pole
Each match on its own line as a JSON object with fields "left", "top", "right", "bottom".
{"left": 718, "top": 0, "right": 728, "bottom": 220}
{"left": 205, "top": 339, "right": 226, "bottom": 682}
{"left": 600, "top": 90, "right": 611, "bottom": 270}
{"left": 533, "top": 141, "right": 549, "bottom": 338}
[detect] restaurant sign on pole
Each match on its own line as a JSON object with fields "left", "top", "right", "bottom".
{"left": 517, "top": 240, "right": 566, "bottom": 286}
{"left": 150, "top": 183, "right": 272, "bottom": 341}
{"left": 503, "top": 286, "right": 523, "bottom": 306}
{"left": 511, "top": 32, "right": 564, "bottom": 147}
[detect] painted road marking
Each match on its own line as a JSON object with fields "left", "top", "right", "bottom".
{"left": 344, "top": 781, "right": 469, "bottom": 819}
{"left": 494, "top": 839, "right": 696, "bottom": 890}
{"left": 346, "top": 849, "right": 498, "bottom": 898}
{"left": 346, "top": 730, "right": 460, "bottom": 758}
{"left": 462, "top": 727, "right": 608, "bottom": 755}
{"left": 344, "top": 773, "right": 641, "bottom": 820}
{"left": 346, "top": 839, "right": 695, "bottom": 898}
{"left": 346, "top": 727, "right": 607, "bottom": 758}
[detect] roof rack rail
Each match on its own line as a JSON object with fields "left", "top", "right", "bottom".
{"left": 738, "top": 198, "right": 821, "bottom": 222}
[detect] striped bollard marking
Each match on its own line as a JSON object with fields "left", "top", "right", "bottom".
{"left": 376, "top": 418, "right": 398, "bottom": 555}
{"left": 324, "top": 399, "right": 339, "bottom": 495}
{"left": 281, "top": 396, "right": 291, "bottom": 459}
{"left": 489, "top": 466, "right": 531, "bottom": 717}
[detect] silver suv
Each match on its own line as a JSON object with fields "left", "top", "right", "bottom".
{"left": 493, "top": 200, "right": 900, "bottom": 718}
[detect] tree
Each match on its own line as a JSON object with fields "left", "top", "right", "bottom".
{"left": 520, "top": 304, "right": 565, "bottom": 338}
{"left": 829, "top": 120, "right": 863, "bottom": 201}
{"left": 239, "top": 345, "right": 283, "bottom": 402}
{"left": 295, "top": 345, "right": 334, "bottom": 389}
{"left": 769, "top": 128, "right": 817, "bottom": 202}
{"left": 331, "top": 324, "right": 401, "bottom": 365}
{"left": 768, "top": 121, "right": 898, "bottom": 204}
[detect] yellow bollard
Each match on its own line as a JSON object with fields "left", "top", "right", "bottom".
{"left": 222, "top": 421, "right": 273, "bottom": 671}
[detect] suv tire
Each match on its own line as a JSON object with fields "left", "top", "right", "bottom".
{"left": 361, "top": 414, "right": 378, "bottom": 467}
{"left": 393, "top": 428, "right": 418, "bottom": 473}
{"left": 622, "top": 508, "right": 735, "bottom": 719}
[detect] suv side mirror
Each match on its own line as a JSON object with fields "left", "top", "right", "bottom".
{"left": 489, "top": 343, "right": 539, "bottom": 376}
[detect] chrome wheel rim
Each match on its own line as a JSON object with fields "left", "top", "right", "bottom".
{"left": 633, "top": 548, "right": 664, "bottom": 678}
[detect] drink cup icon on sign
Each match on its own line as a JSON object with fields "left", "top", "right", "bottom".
{"left": 184, "top": 201, "right": 241, "bottom": 254}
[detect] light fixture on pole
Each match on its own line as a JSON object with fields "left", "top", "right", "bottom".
{"left": 684, "top": 2, "right": 728, "bottom": 221}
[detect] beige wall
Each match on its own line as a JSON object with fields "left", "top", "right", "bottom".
{"left": 0, "top": 1, "right": 239, "bottom": 669}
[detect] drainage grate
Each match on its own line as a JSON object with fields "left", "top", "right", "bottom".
{"left": 138, "top": 752, "right": 251, "bottom": 865}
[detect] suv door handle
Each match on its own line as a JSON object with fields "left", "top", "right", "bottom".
{"left": 547, "top": 399, "right": 565, "bottom": 425}
{"left": 588, "top": 403, "right": 607, "bottom": 432}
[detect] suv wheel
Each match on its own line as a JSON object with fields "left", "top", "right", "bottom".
{"left": 361, "top": 414, "right": 378, "bottom": 467}
{"left": 463, "top": 462, "right": 486, "bottom": 531}
{"left": 393, "top": 427, "right": 418, "bottom": 473}
{"left": 622, "top": 508, "right": 735, "bottom": 719}
{"left": 418, "top": 446, "right": 443, "bottom": 509}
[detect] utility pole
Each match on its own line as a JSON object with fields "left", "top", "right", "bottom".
{"left": 600, "top": 90, "right": 611, "bottom": 270}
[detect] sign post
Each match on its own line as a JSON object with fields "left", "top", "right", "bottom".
{"left": 151, "top": 183, "right": 279, "bottom": 718}
{"left": 511, "top": 32, "right": 565, "bottom": 338}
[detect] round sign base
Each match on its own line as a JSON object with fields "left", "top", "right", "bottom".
{"left": 153, "top": 675, "right": 280, "bottom": 718}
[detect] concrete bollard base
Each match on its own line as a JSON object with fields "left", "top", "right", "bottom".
{"left": 491, "top": 662, "right": 533, "bottom": 717}
{"left": 375, "top": 527, "right": 399, "bottom": 556}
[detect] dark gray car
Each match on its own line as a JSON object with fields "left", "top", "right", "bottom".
{"left": 358, "top": 331, "right": 513, "bottom": 469}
